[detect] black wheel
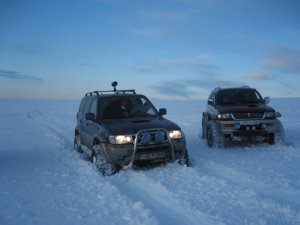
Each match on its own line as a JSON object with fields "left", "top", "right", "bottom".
{"left": 178, "top": 149, "right": 190, "bottom": 166}
{"left": 92, "top": 144, "right": 117, "bottom": 176}
{"left": 206, "top": 120, "right": 225, "bottom": 148}
{"left": 74, "top": 133, "right": 83, "bottom": 153}
{"left": 201, "top": 113, "right": 207, "bottom": 139}
{"left": 268, "top": 120, "right": 285, "bottom": 145}
{"left": 201, "top": 126, "right": 205, "bottom": 139}
{"left": 207, "top": 125, "right": 214, "bottom": 147}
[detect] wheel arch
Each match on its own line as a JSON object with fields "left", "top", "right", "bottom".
{"left": 92, "top": 138, "right": 101, "bottom": 156}
{"left": 92, "top": 138, "right": 112, "bottom": 163}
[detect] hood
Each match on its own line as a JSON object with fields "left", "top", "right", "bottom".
{"left": 100, "top": 117, "right": 180, "bottom": 135}
{"left": 216, "top": 103, "right": 275, "bottom": 113}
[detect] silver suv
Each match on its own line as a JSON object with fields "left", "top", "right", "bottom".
{"left": 202, "top": 87, "right": 285, "bottom": 147}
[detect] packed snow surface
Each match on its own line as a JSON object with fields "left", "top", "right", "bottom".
{"left": 0, "top": 98, "right": 300, "bottom": 225}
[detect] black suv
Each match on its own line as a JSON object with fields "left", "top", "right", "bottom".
{"left": 202, "top": 86, "right": 285, "bottom": 147}
{"left": 74, "top": 82, "right": 189, "bottom": 175}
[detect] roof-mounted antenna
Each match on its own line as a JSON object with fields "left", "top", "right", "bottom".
{"left": 111, "top": 81, "right": 118, "bottom": 93}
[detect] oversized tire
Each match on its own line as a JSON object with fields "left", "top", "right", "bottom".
{"left": 201, "top": 113, "right": 207, "bottom": 139}
{"left": 268, "top": 120, "right": 285, "bottom": 145}
{"left": 92, "top": 144, "right": 117, "bottom": 176}
{"left": 206, "top": 120, "right": 225, "bottom": 148}
{"left": 178, "top": 148, "right": 190, "bottom": 166}
{"left": 74, "top": 133, "right": 83, "bottom": 153}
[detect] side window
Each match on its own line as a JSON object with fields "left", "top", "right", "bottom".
{"left": 79, "top": 98, "right": 86, "bottom": 113}
{"left": 83, "top": 97, "right": 93, "bottom": 114}
{"left": 208, "top": 93, "right": 215, "bottom": 105}
{"left": 90, "top": 99, "right": 97, "bottom": 115}
{"left": 140, "top": 96, "right": 156, "bottom": 115}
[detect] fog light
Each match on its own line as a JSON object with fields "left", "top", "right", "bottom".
{"left": 141, "top": 133, "right": 151, "bottom": 144}
{"left": 234, "top": 123, "right": 241, "bottom": 130}
{"left": 155, "top": 131, "right": 165, "bottom": 143}
{"left": 261, "top": 123, "right": 267, "bottom": 129}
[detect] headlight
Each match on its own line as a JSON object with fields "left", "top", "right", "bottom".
{"left": 109, "top": 135, "right": 133, "bottom": 144}
{"left": 168, "top": 130, "right": 182, "bottom": 139}
{"left": 265, "top": 111, "right": 275, "bottom": 118}
{"left": 217, "top": 113, "right": 232, "bottom": 120}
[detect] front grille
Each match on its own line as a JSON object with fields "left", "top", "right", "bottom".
{"left": 232, "top": 112, "right": 265, "bottom": 120}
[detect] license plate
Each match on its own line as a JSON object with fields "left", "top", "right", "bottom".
{"left": 140, "top": 152, "right": 165, "bottom": 160}
{"left": 240, "top": 120, "right": 260, "bottom": 125}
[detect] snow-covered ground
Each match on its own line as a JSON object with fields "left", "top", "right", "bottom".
{"left": 0, "top": 98, "right": 300, "bottom": 225}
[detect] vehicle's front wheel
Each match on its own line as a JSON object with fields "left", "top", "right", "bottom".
{"left": 268, "top": 120, "right": 285, "bottom": 145}
{"left": 92, "top": 144, "right": 117, "bottom": 176}
{"left": 201, "top": 113, "right": 207, "bottom": 139}
{"left": 74, "top": 133, "right": 83, "bottom": 153}
{"left": 206, "top": 120, "right": 225, "bottom": 148}
{"left": 178, "top": 148, "right": 190, "bottom": 166}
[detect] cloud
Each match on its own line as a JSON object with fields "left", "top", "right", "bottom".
{"left": 152, "top": 81, "right": 192, "bottom": 97}
{"left": 136, "top": 58, "right": 218, "bottom": 73}
{"left": 241, "top": 72, "right": 271, "bottom": 81}
{"left": 0, "top": 70, "right": 44, "bottom": 82}
{"left": 186, "top": 78, "right": 243, "bottom": 88}
{"left": 279, "top": 91, "right": 296, "bottom": 97}
{"left": 151, "top": 77, "right": 245, "bottom": 98}
{"left": 260, "top": 47, "right": 300, "bottom": 74}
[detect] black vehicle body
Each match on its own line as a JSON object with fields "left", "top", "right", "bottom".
{"left": 74, "top": 84, "right": 188, "bottom": 174}
{"left": 202, "top": 87, "right": 284, "bottom": 147}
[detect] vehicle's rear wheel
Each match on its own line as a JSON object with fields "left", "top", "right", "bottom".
{"left": 92, "top": 144, "right": 117, "bottom": 176}
{"left": 74, "top": 133, "right": 83, "bottom": 153}
{"left": 201, "top": 126, "right": 205, "bottom": 139}
{"left": 206, "top": 120, "right": 225, "bottom": 148}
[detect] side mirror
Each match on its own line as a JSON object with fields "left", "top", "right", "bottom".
{"left": 264, "top": 97, "right": 270, "bottom": 104}
{"left": 85, "top": 113, "right": 96, "bottom": 121}
{"left": 275, "top": 112, "right": 281, "bottom": 117}
{"left": 159, "top": 108, "right": 167, "bottom": 116}
{"left": 208, "top": 99, "right": 214, "bottom": 106}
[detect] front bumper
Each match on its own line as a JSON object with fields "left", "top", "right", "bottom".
{"left": 218, "top": 119, "right": 279, "bottom": 138}
{"left": 104, "top": 128, "right": 186, "bottom": 168}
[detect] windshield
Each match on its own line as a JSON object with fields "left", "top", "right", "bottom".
{"left": 216, "top": 89, "right": 263, "bottom": 105}
{"left": 98, "top": 95, "right": 158, "bottom": 119}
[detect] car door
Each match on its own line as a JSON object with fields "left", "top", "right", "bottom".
{"left": 82, "top": 97, "right": 93, "bottom": 146}
{"left": 84, "top": 98, "right": 99, "bottom": 150}
{"left": 77, "top": 97, "right": 86, "bottom": 132}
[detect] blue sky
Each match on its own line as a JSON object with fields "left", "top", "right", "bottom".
{"left": 1, "top": 0, "right": 300, "bottom": 100}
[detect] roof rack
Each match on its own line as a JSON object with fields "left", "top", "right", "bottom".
{"left": 85, "top": 81, "right": 136, "bottom": 96}
{"left": 85, "top": 89, "right": 136, "bottom": 96}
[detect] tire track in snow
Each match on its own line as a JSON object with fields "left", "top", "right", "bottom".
{"left": 23, "top": 109, "right": 159, "bottom": 225}
{"left": 198, "top": 159, "right": 300, "bottom": 224}
{"left": 21, "top": 101, "right": 300, "bottom": 225}
{"left": 127, "top": 161, "right": 300, "bottom": 225}
{"left": 201, "top": 159, "right": 300, "bottom": 206}
{"left": 111, "top": 167, "right": 225, "bottom": 225}
{"left": 26, "top": 110, "right": 75, "bottom": 150}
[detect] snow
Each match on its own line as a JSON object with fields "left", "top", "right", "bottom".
{"left": 0, "top": 98, "right": 300, "bottom": 225}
